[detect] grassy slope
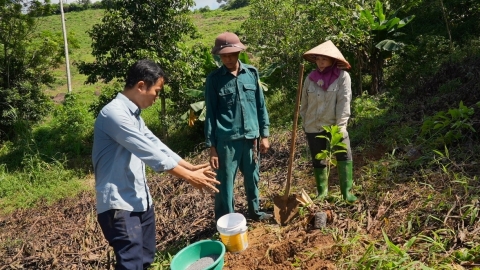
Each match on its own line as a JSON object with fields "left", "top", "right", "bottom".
{"left": 36, "top": 9, "right": 104, "bottom": 104}
{"left": 38, "top": 8, "right": 249, "bottom": 100}
{"left": 186, "top": 8, "right": 248, "bottom": 47}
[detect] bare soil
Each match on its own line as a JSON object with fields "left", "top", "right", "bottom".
{"left": 0, "top": 133, "right": 381, "bottom": 269}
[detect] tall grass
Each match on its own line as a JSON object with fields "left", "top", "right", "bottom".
{"left": 0, "top": 94, "right": 94, "bottom": 214}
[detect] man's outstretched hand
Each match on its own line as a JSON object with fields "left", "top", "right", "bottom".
{"left": 167, "top": 165, "right": 220, "bottom": 194}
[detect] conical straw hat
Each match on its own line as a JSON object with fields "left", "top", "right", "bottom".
{"left": 303, "top": 40, "right": 351, "bottom": 69}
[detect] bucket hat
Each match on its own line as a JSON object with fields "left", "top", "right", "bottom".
{"left": 211, "top": 32, "right": 246, "bottom": 55}
{"left": 303, "top": 40, "right": 351, "bottom": 69}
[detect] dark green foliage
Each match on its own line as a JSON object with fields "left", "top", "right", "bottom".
{"left": 385, "top": 0, "right": 480, "bottom": 97}
{"left": 88, "top": 82, "right": 123, "bottom": 118}
{"left": 50, "top": 94, "right": 94, "bottom": 157}
{"left": 243, "top": 0, "right": 415, "bottom": 96}
{"left": 77, "top": 0, "right": 197, "bottom": 86}
{"left": 77, "top": 0, "right": 211, "bottom": 139}
{"left": 220, "top": 0, "right": 249, "bottom": 10}
{"left": 0, "top": 85, "right": 52, "bottom": 141}
{"left": 0, "top": 0, "right": 76, "bottom": 141}
{"left": 421, "top": 101, "right": 477, "bottom": 147}
{"left": 401, "top": 0, "right": 480, "bottom": 45}
{"left": 242, "top": 0, "right": 314, "bottom": 92}
{"left": 197, "top": 6, "right": 210, "bottom": 12}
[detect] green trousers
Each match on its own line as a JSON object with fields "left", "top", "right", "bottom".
{"left": 214, "top": 139, "right": 264, "bottom": 221}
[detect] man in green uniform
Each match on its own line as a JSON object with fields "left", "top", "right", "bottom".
{"left": 204, "top": 32, "right": 272, "bottom": 221}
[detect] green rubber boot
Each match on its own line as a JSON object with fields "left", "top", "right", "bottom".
{"left": 314, "top": 167, "right": 329, "bottom": 199}
{"left": 337, "top": 161, "right": 358, "bottom": 203}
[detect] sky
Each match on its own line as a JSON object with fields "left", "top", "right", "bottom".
{"left": 61, "top": 0, "right": 220, "bottom": 10}
{"left": 193, "top": 0, "right": 220, "bottom": 10}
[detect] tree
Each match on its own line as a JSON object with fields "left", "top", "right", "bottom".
{"left": 77, "top": 0, "right": 202, "bottom": 137}
{"left": 0, "top": 0, "right": 76, "bottom": 141}
{"left": 78, "top": 0, "right": 196, "bottom": 85}
{"left": 243, "top": 0, "right": 414, "bottom": 96}
{"left": 356, "top": 0, "right": 415, "bottom": 95}
{"left": 243, "top": 0, "right": 344, "bottom": 92}
{"left": 217, "top": 0, "right": 249, "bottom": 10}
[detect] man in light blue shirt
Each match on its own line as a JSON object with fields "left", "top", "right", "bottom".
{"left": 92, "top": 59, "right": 219, "bottom": 270}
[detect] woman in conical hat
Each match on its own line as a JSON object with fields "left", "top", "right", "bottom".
{"left": 299, "top": 40, "right": 357, "bottom": 203}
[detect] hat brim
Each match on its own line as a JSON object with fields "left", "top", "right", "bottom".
{"left": 212, "top": 44, "right": 246, "bottom": 55}
{"left": 303, "top": 40, "right": 351, "bottom": 69}
{"left": 303, "top": 53, "right": 351, "bottom": 69}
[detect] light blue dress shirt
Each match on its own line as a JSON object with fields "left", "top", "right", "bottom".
{"left": 92, "top": 93, "right": 181, "bottom": 214}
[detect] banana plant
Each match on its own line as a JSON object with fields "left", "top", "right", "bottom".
{"left": 358, "top": 0, "right": 415, "bottom": 94}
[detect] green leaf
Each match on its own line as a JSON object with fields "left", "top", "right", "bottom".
{"left": 398, "top": 15, "right": 415, "bottom": 28}
{"left": 383, "top": 230, "right": 405, "bottom": 256}
{"left": 433, "top": 123, "right": 444, "bottom": 129}
{"left": 330, "top": 133, "right": 343, "bottom": 146}
{"left": 374, "top": 0, "right": 385, "bottom": 23}
{"left": 184, "top": 89, "right": 204, "bottom": 98}
{"left": 316, "top": 135, "right": 329, "bottom": 141}
{"left": 259, "top": 62, "right": 284, "bottom": 79}
{"left": 259, "top": 81, "right": 269, "bottom": 92}
{"left": 315, "top": 152, "right": 328, "bottom": 160}
{"left": 375, "top": 39, "right": 403, "bottom": 51}
{"left": 433, "top": 150, "right": 445, "bottom": 157}
{"left": 322, "top": 125, "right": 333, "bottom": 133}
{"left": 239, "top": 51, "right": 250, "bottom": 64}
{"left": 180, "top": 111, "right": 189, "bottom": 121}
{"left": 384, "top": 17, "right": 400, "bottom": 31}
{"left": 404, "top": 236, "right": 417, "bottom": 250}
{"left": 198, "top": 107, "right": 207, "bottom": 121}
{"left": 332, "top": 150, "right": 347, "bottom": 155}
{"left": 189, "top": 101, "right": 205, "bottom": 112}
{"left": 335, "top": 142, "right": 347, "bottom": 149}
{"left": 360, "top": 9, "right": 375, "bottom": 26}
{"left": 330, "top": 125, "right": 340, "bottom": 134}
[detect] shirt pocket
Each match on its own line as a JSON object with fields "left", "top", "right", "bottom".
{"left": 219, "top": 86, "right": 236, "bottom": 108}
{"left": 307, "top": 83, "right": 316, "bottom": 94}
{"left": 243, "top": 83, "right": 256, "bottom": 102}
{"left": 326, "top": 80, "right": 339, "bottom": 92}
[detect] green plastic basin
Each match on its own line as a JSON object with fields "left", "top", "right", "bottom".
{"left": 170, "top": 240, "right": 225, "bottom": 270}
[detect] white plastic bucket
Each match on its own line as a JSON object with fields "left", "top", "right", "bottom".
{"left": 216, "top": 213, "right": 248, "bottom": 253}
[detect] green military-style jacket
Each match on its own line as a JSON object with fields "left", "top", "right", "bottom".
{"left": 204, "top": 61, "right": 270, "bottom": 148}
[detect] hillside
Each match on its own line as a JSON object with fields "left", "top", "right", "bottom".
{"left": 1, "top": 5, "right": 480, "bottom": 270}
{"left": 38, "top": 8, "right": 248, "bottom": 101}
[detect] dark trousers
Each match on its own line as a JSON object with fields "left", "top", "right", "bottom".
{"left": 97, "top": 206, "right": 156, "bottom": 270}
{"left": 306, "top": 131, "right": 352, "bottom": 169}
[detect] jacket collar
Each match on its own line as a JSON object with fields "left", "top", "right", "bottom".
{"left": 117, "top": 93, "right": 141, "bottom": 117}
{"left": 220, "top": 60, "right": 245, "bottom": 75}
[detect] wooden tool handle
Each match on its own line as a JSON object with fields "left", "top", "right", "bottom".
{"left": 284, "top": 63, "right": 304, "bottom": 197}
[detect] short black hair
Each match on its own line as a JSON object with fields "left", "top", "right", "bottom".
{"left": 125, "top": 59, "right": 166, "bottom": 89}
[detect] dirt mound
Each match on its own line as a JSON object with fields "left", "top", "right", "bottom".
{"left": 223, "top": 225, "right": 336, "bottom": 270}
